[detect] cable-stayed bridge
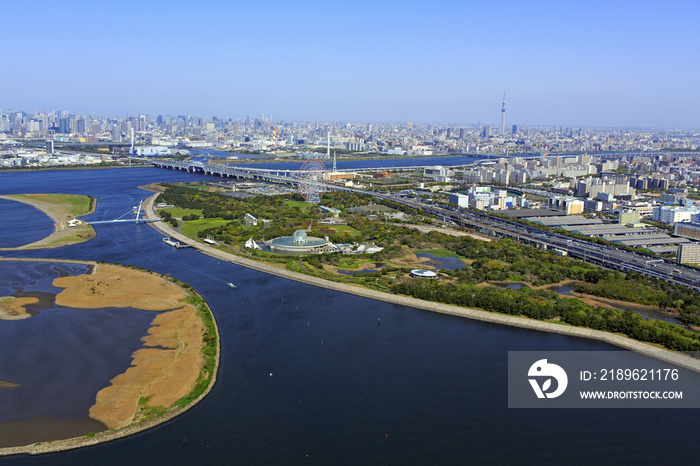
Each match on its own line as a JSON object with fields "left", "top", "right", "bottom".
{"left": 88, "top": 200, "right": 161, "bottom": 225}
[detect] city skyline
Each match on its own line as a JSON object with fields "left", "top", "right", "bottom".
{"left": 2, "top": 0, "right": 699, "bottom": 128}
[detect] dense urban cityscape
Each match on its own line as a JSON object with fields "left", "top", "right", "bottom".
{"left": 2, "top": 0, "right": 700, "bottom": 462}
{"left": 2, "top": 108, "right": 699, "bottom": 160}
{"left": 3, "top": 107, "right": 700, "bottom": 266}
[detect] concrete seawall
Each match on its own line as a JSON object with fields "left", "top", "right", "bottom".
{"left": 143, "top": 194, "right": 700, "bottom": 373}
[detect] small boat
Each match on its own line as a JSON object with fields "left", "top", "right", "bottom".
{"left": 227, "top": 283, "right": 237, "bottom": 289}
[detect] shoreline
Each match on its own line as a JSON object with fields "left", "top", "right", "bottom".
{"left": 0, "top": 259, "right": 221, "bottom": 457}
{"left": 140, "top": 192, "right": 700, "bottom": 374}
{"left": 0, "top": 194, "right": 97, "bottom": 250}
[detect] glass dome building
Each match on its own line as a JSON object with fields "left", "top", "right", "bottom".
{"left": 269, "top": 229, "right": 331, "bottom": 255}
{"left": 292, "top": 230, "right": 307, "bottom": 243}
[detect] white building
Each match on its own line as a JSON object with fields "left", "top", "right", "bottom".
{"left": 448, "top": 193, "right": 469, "bottom": 207}
{"left": 135, "top": 146, "right": 173, "bottom": 156}
{"left": 652, "top": 205, "right": 700, "bottom": 224}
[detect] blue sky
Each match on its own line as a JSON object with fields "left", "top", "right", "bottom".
{"left": 2, "top": 0, "right": 698, "bottom": 127}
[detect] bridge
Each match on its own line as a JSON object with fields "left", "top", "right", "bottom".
{"left": 148, "top": 159, "right": 479, "bottom": 195}
{"left": 148, "top": 158, "right": 480, "bottom": 177}
{"left": 149, "top": 159, "right": 360, "bottom": 196}
{"left": 150, "top": 159, "right": 300, "bottom": 181}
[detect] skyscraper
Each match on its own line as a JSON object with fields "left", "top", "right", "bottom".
{"left": 112, "top": 124, "right": 120, "bottom": 142}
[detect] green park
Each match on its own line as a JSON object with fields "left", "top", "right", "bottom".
{"left": 153, "top": 182, "right": 700, "bottom": 353}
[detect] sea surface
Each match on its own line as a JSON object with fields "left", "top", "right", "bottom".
{"left": 0, "top": 167, "right": 699, "bottom": 464}
{"left": 0, "top": 261, "right": 155, "bottom": 447}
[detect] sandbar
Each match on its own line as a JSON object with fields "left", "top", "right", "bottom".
{"left": 0, "top": 261, "right": 217, "bottom": 456}
{"left": 0, "top": 194, "right": 96, "bottom": 250}
{"left": 0, "top": 296, "right": 37, "bottom": 320}
{"left": 52, "top": 264, "right": 205, "bottom": 428}
{"left": 0, "top": 380, "right": 20, "bottom": 390}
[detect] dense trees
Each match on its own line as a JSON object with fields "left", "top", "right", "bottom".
{"left": 391, "top": 280, "right": 700, "bottom": 352}
{"left": 158, "top": 183, "right": 700, "bottom": 346}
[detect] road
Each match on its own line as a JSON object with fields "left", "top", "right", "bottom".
{"left": 382, "top": 195, "right": 700, "bottom": 290}
{"left": 149, "top": 160, "right": 700, "bottom": 290}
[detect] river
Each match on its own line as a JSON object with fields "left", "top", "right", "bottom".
{"left": 0, "top": 167, "right": 698, "bottom": 464}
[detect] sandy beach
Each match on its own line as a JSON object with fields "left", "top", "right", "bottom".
{"left": 0, "top": 194, "right": 96, "bottom": 250}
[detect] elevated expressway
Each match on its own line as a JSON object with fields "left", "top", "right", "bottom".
{"left": 149, "top": 158, "right": 700, "bottom": 291}
{"left": 148, "top": 159, "right": 442, "bottom": 180}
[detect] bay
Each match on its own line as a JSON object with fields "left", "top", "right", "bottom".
{"left": 0, "top": 167, "right": 697, "bottom": 464}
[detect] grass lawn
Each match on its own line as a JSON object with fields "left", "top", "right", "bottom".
{"left": 166, "top": 208, "right": 204, "bottom": 218}
{"left": 181, "top": 218, "right": 231, "bottom": 236}
{"left": 284, "top": 200, "right": 313, "bottom": 210}
{"left": 9, "top": 193, "right": 93, "bottom": 217}
{"left": 326, "top": 224, "right": 360, "bottom": 236}
{"left": 61, "top": 194, "right": 94, "bottom": 216}
{"left": 337, "top": 259, "right": 361, "bottom": 269}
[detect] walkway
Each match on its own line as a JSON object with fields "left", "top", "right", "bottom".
{"left": 141, "top": 194, "right": 700, "bottom": 373}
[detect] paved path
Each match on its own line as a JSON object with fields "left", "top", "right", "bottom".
{"left": 142, "top": 194, "right": 700, "bottom": 373}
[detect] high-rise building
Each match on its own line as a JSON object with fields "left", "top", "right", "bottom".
{"left": 111, "top": 125, "right": 121, "bottom": 142}
{"left": 58, "top": 117, "right": 70, "bottom": 134}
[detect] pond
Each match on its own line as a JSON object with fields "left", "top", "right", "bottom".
{"left": 551, "top": 284, "right": 575, "bottom": 296}
{"left": 415, "top": 252, "right": 466, "bottom": 271}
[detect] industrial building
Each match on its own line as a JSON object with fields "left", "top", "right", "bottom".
{"left": 134, "top": 146, "right": 173, "bottom": 156}
{"left": 548, "top": 196, "right": 584, "bottom": 215}
{"left": 652, "top": 205, "right": 700, "bottom": 224}
{"left": 678, "top": 243, "right": 700, "bottom": 264}
{"left": 675, "top": 221, "right": 700, "bottom": 240}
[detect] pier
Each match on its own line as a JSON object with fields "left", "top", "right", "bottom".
{"left": 163, "top": 237, "right": 191, "bottom": 249}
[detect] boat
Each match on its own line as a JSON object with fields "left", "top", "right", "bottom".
{"left": 227, "top": 282, "right": 237, "bottom": 289}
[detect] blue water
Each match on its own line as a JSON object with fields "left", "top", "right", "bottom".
{"left": 0, "top": 262, "right": 156, "bottom": 424}
{"left": 0, "top": 167, "right": 699, "bottom": 464}
{"left": 0, "top": 198, "right": 56, "bottom": 248}
{"left": 415, "top": 252, "right": 466, "bottom": 271}
{"left": 552, "top": 284, "right": 575, "bottom": 295}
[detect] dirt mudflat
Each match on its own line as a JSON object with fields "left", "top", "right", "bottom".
{"left": 53, "top": 264, "right": 205, "bottom": 429}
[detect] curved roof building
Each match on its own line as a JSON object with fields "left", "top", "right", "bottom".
{"left": 410, "top": 269, "right": 438, "bottom": 279}
{"left": 269, "top": 229, "right": 331, "bottom": 255}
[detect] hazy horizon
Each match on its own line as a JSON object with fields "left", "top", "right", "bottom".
{"left": 2, "top": 0, "right": 698, "bottom": 129}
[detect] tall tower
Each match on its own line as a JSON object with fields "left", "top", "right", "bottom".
{"left": 500, "top": 91, "right": 506, "bottom": 135}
